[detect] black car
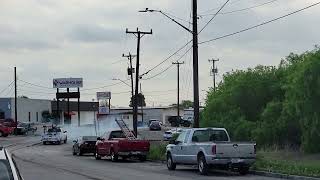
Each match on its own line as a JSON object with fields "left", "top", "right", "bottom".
{"left": 72, "top": 136, "right": 97, "bottom": 156}
{"left": 149, "top": 121, "right": 161, "bottom": 131}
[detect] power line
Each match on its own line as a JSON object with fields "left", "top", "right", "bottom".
{"left": 18, "top": 79, "right": 52, "bottom": 89}
{"left": 82, "top": 81, "right": 126, "bottom": 91}
{"left": 199, "top": 1, "right": 320, "bottom": 44}
{"left": 198, "top": 0, "right": 231, "bottom": 34}
{"left": 199, "top": 0, "right": 279, "bottom": 16}
{"left": 140, "top": 40, "right": 192, "bottom": 77}
{"left": 200, "top": 0, "right": 243, "bottom": 14}
{"left": 142, "top": 46, "right": 193, "bottom": 80}
{"left": 0, "top": 81, "right": 14, "bottom": 95}
{"left": 162, "top": 10, "right": 192, "bottom": 24}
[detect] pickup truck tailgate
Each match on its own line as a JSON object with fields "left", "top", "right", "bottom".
{"left": 215, "top": 142, "right": 255, "bottom": 158}
{"left": 118, "top": 140, "right": 150, "bottom": 152}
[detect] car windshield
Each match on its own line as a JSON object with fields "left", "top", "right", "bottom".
{"left": 192, "top": 129, "right": 229, "bottom": 142}
{"left": 0, "top": 160, "right": 14, "bottom": 180}
{"left": 110, "top": 131, "right": 126, "bottom": 138}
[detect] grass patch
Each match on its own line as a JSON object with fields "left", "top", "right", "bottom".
{"left": 147, "top": 143, "right": 167, "bottom": 161}
{"left": 254, "top": 151, "right": 320, "bottom": 177}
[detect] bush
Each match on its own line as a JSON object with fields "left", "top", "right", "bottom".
{"left": 147, "top": 143, "right": 167, "bottom": 161}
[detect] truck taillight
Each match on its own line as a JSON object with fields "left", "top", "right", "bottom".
{"left": 254, "top": 144, "right": 256, "bottom": 154}
{"left": 212, "top": 145, "right": 216, "bottom": 155}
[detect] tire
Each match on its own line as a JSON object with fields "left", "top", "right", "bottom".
{"left": 95, "top": 150, "right": 101, "bottom": 160}
{"left": 239, "top": 167, "right": 249, "bottom": 175}
{"left": 57, "top": 140, "right": 61, "bottom": 145}
{"left": 183, "top": 122, "right": 190, "bottom": 127}
{"left": 72, "top": 148, "right": 77, "bottom": 156}
{"left": 43, "top": 141, "right": 47, "bottom": 145}
{"left": 64, "top": 138, "right": 67, "bottom": 144}
{"left": 0, "top": 131, "right": 3, "bottom": 137}
{"left": 110, "top": 151, "right": 118, "bottom": 162}
{"left": 139, "top": 155, "right": 147, "bottom": 162}
{"left": 167, "top": 153, "right": 176, "bottom": 170}
{"left": 78, "top": 149, "right": 83, "bottom": 156}
{"left": 198, "top": 154, "right": 209, "bottom": 175}
{"left": 2, "top": 133, "right": 8, "bottom": 137}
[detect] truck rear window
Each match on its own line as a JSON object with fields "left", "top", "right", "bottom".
{"left": 192, "top": 129, "right": 229, "bottom": 142}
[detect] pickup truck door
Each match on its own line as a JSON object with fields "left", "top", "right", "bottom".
{"left": 179, "top": 130, "right": 195, "bottom": 164}
{"left": 172, "top": 130, "right": 187, "bottom": 163}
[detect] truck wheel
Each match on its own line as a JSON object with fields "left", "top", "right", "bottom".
{"left": 183, "top": 122, "right": 190, "bottom": 127}
{"left": 43, "top": 141, "right": 47, "bottom": 145}
{"left": 2, "top": 133, "right": 8, "bottom": 137}
{"left": 167, "top": 153, "right": 176, "bottom": 170}
{"left": 111, "top": 151, "right": 118, "bottom": 162}
{"left": 72, "top": 148, "right": 77, "bottom": 156}
{"left": 64, "top": 138, "right": 67, "bottom": 144}
{"left": 139, "top": 155, "right": 147, "bottom": 162}
{"left": 78, "top": 149, "right": 83, "bottom": 156}
{"left": 198, "top": 154, "right": 209, "bottom": 175}
{"left": 57, "top": 141, "right": 61, "bottom": 145}
{"left": 95, "top": 150, "right": 101, "bottom": 160}
{"left": 239, "top": 167, "right": 249, "bottom": 175}
{"left": 0, "top": 131, "right": 3, "bottom": 137}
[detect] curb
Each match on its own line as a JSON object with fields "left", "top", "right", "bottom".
{"left": 251, "top": 171, "right": 320, "bottom": 180}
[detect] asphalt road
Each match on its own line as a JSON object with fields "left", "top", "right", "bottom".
{"left": 3, "top": 140, "right": 284, "bottom": 180}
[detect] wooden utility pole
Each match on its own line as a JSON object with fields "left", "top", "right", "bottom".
{"left": 208, "top": 59, "right": 219, "bottom": 91}
{"left": 192, "top": 0, "right": 200, "bottom": 128}
{"left": 14, "top": 67, "right": 18, "bottom": 135}
{"left": 123, "top": 53, "right": 136, "bottom": 98}
{"left": 172, "top": 61, "right": 184, "bottom": 118}
{"left": 126, "top": 28, "right": 152, "bottom": 136}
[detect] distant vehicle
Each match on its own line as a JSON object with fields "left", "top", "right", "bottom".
{"left": 168, "top": 116, "right": 191, "bottom": 127}
{"left": 0, "top": 146, "right": 23, "bottom": 180}
{"left": 148, "top": 119, "right": 160, "bottom": 127}
{"left": 16, "top": 122, "right": 37, "bottom": 135}
{"left": 95, "top": 130, "right": 150, "bottom": 162}
{"left": 0, "top": 118, "right": 18, "bottom": 128}
{"left": 166, "top": 128, "right": 256, "bottom": 175}
{"left": 0, "top": 124, "right": 11, "bottom": 137}
{"left": 73, "top": 136, "right": 97, "bottom": 156}
{"left": 149, "top": 121, "right": 161, "bottom": 131}
{"left": 41, "top": 127, "right": 67, "bottom": 145}
{"left": 163, "top": 128, "right": 183, "bottom": 140}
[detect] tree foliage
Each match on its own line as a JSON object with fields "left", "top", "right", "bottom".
{"left": 201, "top": 47, "right": 320, "bottom": 153}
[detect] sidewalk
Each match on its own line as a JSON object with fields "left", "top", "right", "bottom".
{"left": 0, "top": 135, "right": 40, "bottom": 147}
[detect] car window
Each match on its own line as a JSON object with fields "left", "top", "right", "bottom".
{"left": 184, "top": 130, "right": 191, "bottom": 143}
{"left": 110, "top": 131, "right": 126, "bottom": 139}
{"left": 176, "top": 130, "right": 186, "bottom": 143}
{"left": 192, "top": 129, "right": 229, "bottom": 142}
{"left": 0, "top": 160, "right": 14, "bottom": 180}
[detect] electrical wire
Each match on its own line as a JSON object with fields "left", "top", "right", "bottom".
{"left": 198, "top": 0, "right": 231, "bottom": 34}
{"left": 18, "top": 79, "right": 52, "bottom": 89}
{"left": 82, "top": 81, "right": 127, "bottom": 91}
{"left": 199, "top": 1, "right": 320, "bottom": 44}
{"left": 200, "top": 0, "right": 243, "bottom": 14}
{"left": 143, "top": 46, "right": 193, "bottom": 80}
{"left": 199, "top": 0, "right": 279, "bottom": 16}
{"left": 0, "top": 81, "right": 14, "bottom": 95}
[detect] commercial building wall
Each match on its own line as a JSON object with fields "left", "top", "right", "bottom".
{"left": 0, "top": 98, "right": 11, "bottom": 119}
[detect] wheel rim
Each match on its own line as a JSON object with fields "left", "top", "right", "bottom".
{"left": 199, "top": 159, "right": 204, "bottom": 172}
{"left": 167, "top": 157, "right": 172, "bottom": 167}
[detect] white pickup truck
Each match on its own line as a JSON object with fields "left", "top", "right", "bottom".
{"left": 41, "top": 127, "right": 67, "bottom": 145}
{"left": 166, "top": 128, "right": 256, "bottom": 175}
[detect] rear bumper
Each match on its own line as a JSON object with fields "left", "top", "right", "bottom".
{"left": 206, "top": 156, "right": 255, "bottom": 166}
{"left": 118, "top": 151, "right": 148, "bottom": 157}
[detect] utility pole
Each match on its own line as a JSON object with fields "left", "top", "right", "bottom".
{"left": 122, "top": 53, "right": 136, "bottom": 98}
{"left": 172, "top": 61, "right": 184, "bottom": 118}
{"left": 14, "top": 67, "right": 17, "bottom": 135}
{"left": 192, "top": 0, "right": 200, "bottom": 128}
{"left": 126, "top": 28, "right": 152, "bottom": 136}
{"left": 208, "top": 59, "right": 219, "bottom": 91}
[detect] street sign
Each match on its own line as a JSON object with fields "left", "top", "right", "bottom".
{"left": 53, "top": 78, "right": 83, "bottom": 88}
{"left": 97, "top": 92, "right": 111, "bottom": 100}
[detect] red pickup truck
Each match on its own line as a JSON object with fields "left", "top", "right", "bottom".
{"left": 95, "top": 130, "right": 150, "bottom": 162}
{"left": 0, "top": 124, "right": 12, "bottom": 137}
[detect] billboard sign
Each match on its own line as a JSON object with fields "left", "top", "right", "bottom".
{"left": 53, "top": 78, "right": 83, "bottom": 88}
{"left": 97, "top": 92, "right": 111, "bottom": 100}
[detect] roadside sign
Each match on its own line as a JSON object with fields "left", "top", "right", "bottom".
{"left": 53, "top": 78, "right": 83, "bottom": 88}
{"left": 97, "top": 92, "right": 111, "bottom": 100}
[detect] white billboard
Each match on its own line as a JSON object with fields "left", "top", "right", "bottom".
{"left": 53, "top": 78, "right": 83, "bottom": 88}
{"left": 96, "top": 92, "right": 111, "bottom": 100}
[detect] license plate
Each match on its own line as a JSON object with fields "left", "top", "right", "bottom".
{"left": 231, "top": 159, "right": 243, "bottom": 163}
{"left": 131, "top": 151, "right": 141, "bottom": 155}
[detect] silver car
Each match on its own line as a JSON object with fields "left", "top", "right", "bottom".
{"left": 0, "top": 147, "right": 23, "bottom": 180}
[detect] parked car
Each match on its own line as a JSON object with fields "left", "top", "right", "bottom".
{"left": 168, "top": 116, "right": 191, "bottom": 127}
{"left": 0, "top": 146, "right": 24, "bottom": 180}
{"left": 73, "top": 136, "right": 97, "bottom": 156}
{"left": 0, "top": 118, "right": 18, "bottom": 128}
{"left": 41, "top": 127, "right": 67, "bottom": 145}
{"left": 0, "top": 124, "right": 11, "bottom": 137}
{"left": 163, "top": 128, "right": 183, "bottom": 140}
{"left": 16, "top": 122, "right": 37, "bottom": 135}
{"left": 95, "top": 130, "right": 150, "bottom": 162}
{"left": 166, "top": 128, "right": 256, "bottom": 175}
{"left": 149, "top": 121, "right": 161, "bottom": 131}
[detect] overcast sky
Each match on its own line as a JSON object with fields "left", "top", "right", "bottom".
{"left": 0, "top": 0, "right": 319, "bottom": 107}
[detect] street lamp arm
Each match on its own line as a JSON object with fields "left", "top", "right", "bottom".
{"left": 158, "top": 11, "right": 193, "bottom": 34}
